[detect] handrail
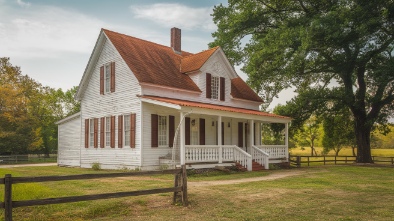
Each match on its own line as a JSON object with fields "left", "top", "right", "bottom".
{"left": 252, "top": 145, "right": 269, "bottom": 170}
{"left": 232, "top": 145, "right": 252, "bottom": 171}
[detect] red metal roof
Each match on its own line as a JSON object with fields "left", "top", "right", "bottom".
{"left": 181, "top": 47, "right": 219, "bottom": 73}
{"left": 141, "top": 95, "right": 290, "bottom": 119}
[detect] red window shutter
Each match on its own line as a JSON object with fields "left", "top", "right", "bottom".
{"left": 130, "top": 113, "right": 136, "bottom": 148}
{"left": 220, "top": 77, "right": 225, "bottom": 101}
{"left": 100, "top": 66, "right": 104, "bottom": 95}
{"left": 206, "top": 73, "right": 211, "bottom": 98}
{"left": 221, "top": 122, "right": 224, "bottom": 145}
{"left": 110, "top": 62, "right": 115, "bottom": 92}
{"left": 185, "top": 117, "right": 190, "bottom": 145}
{"left": 100, "top": 117, "right": 105, "bottom": 148}
{"left": 110, "top": 116, "right": 115, "bottom": 148}
{"left": 85, "top": 119, "right": 89, "bottom": 148}
{"left": 151, "top": 114, "right": 158, "bottom": 147}
{"left": 238, "top": 122, "right": 243, "bottom": 147}
{"left": 118, "top": 115, "right": 123, "bottom": 148}
{"left": 169, "top": 115, "right": 175, "bottom": 147}
{"left": 199, "top": 118, "right": 205, "bottom": 145}
{"left": 94, "top": 118, "right": 98, "bottom": 148}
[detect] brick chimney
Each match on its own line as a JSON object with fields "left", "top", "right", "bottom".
{"left": 171, "top": 27, "right": 181, "bottom": 54}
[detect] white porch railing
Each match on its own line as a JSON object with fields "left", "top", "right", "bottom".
{"left": 256, "top": 145, "right": 287, "bottom": 159}
{"left": 185, "top": 145, "right": 252, "bottom": 171}
{"left": 252, "top": 145, "right": 269, "bottom": 170}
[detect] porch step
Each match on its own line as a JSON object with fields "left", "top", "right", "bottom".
{"left": 235, "top": 161, "right": 265, "bottom": 171}
{"left": 252, "top": 160, "right": 265, "bottom": 171}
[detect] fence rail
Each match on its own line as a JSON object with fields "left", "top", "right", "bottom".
{"left": 290, "top": 155, "right": 394, "bottom": 167}
{"left": 0, "top": 166, "right": 188, "bottom": 221}
{"left": 0, "top": 155, "right": 57, "bottom": 164}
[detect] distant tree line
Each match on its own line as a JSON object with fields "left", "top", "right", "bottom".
{"left": 0, "top": 57, "right": 80, "bottom": 156}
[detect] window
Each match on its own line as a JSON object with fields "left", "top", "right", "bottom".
{"left": 105, "top": 117, "right": 111, "bottom": 147}
{"left": 158, "top": 115, "right": 168, "bottom": 146}
{"left": 89, "top": 119, "right": 94, "bottom": 147}
{"left": 191, "top": 119, "right": 199, "bottom": 145}
{"left": 105, "top": 64, "right": 111, "bottom": 93}
{"left": 211, "top": 76, "right": 219, "bottom": 100}
{"left": 124, "top": 115, "right": 131, "bottom": 146}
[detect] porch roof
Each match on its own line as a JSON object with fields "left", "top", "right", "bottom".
{"left": 140, "top": 95, "right": 291, "bottom": 122}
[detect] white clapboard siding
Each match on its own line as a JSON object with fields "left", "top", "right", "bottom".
{"left": 142, "top": 52, "right": 260, "bottom": 111}
{"left": 58, "top": 116, "right": 81, "bottom": 167}
{"left": 80, "top": 36, "right": 142, "bottom": 170}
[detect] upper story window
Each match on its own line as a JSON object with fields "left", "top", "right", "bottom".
{"left": 100, "top": 62, "right": 115, "bottom": 95}
{"left": 105, "top": 64, "right": 111, "bottom": 93}
{"left": 211, "top": 76, "right": 219, "bottom": 100}
{"left": 206, "top": 73, "right": 225, "bottom": 101}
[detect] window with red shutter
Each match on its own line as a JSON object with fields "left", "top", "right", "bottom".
{"left": 110, "top": 62, "right": 115, "bottom": 92}
{"left": 130, "top": 113, "right": 136, "bottom": 148}
{"left": 238, "top": 122, "right": 243, "bottom": 147}
{"left": 100, "top": 117, "right": 105, "bottom": 148}
{"left": 118, "top": 115, "right": 123, "bottom": 148}
{"left": 220, "top": 77, "right": 225, "bottom": 101}
{"left": 185, "top": 117, "right": 190, "bottom": 145}
{"left": 151, "top": 114, "right": 158, "bottom": 147}
{"left": 85, "top": 119, "right": 89, "bottom": 148}
{"left": 169, "top": 115, "right": 175, "bottom": 147}
{"left": 206, "top": 73, "right": 211, "bottom": 98}
{"left": 111, "top": 116, "right": 115, "bottom": 148}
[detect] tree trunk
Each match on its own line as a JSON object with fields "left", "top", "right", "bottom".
{"left": 352, "top": 145, "right": 356, "bottom": 156}
{"left": 355, "top": 121, "right": 373, "bottom": 163}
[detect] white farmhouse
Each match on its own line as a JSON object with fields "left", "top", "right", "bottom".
{"left": 57, "top": 28, "right": 291, "bottom": 171}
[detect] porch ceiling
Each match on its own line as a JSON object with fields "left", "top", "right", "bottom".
{"left": 139, "top": 95, "right": 291, "bottom": 123}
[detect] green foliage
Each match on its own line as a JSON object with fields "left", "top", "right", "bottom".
{"left": 0, "top": 57, "right": 80, "bottom": 155}
{"left": 322, "top": 109, "right": 355, "bottom": 156}
{"left": 210, "top": 1, "right": 394, "bottom": 163}
{"left": 91, "top": 162, "right": 101, "bottom": 171}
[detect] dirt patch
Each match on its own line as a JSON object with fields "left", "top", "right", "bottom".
{"left": 189, "top": 170, "right": 305, "bottom": 187}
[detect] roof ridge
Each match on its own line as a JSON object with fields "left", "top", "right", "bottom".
{"left": 102, "top": 28, "right": 193, "bottom": 57}
{"left": 182, "top": 46, "right": 219, "bottom": 59}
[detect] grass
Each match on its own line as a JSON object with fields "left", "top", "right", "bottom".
{"left": 290, "top": 146, "right": 394, "bottom": 156}
{"left": 0, "top": 165, "right": 394, "bottom": 220}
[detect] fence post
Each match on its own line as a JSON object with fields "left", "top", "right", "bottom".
{"left": 324, "top": 156, "right": 326, "bottom": 165}
{"left": 181, "top": 165, "right": 188, "bottom": 206}
{"left": 335, "top": 156, "right": 337, "bottom": 165}
{"left": 307, "top": 156, "right": 310, "bottom": 166}
{"left": 391, "top": 157, "right": 393, "bottom": 165}
{"left": 173, "top": 173, "right": 179, "bottom": 204}
{"left": 297, "top": 156, "right": 301, "bottom": 167}
{"left": 4, "top": 174, "right": 12, "bottom": 221}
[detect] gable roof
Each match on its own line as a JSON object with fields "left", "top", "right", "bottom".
{"left": 77, "top": 28, "right": 264, "bottom": 104}
{"left": 180, "top": 46, "right": 219, "bottom": 73}
{"left": 231, "top": 78, "right": 263, "bottom": 102}
{"left": 103, "top": 29, "right": 201, "bottom": 92}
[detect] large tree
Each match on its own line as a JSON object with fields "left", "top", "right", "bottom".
{"left": 210, "top": 0, "right": 394, "bottom": 163}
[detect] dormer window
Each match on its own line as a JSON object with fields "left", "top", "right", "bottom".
{"left": 206, "top": 73, "right": 225, "bottom": 101}
{"left": 211, "top": 76, "right": 219, "bottom": 100}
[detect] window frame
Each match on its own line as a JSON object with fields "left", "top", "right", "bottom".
{"left": 89, "top": 119, "right": 94, "bottom": 147}
{"left": 158, "top": 115, "right": 168, "bottom": 147}
{"left": 105, "top": 116, "right": 111, "bottom": 147}
{"left": 211, "top": 75, "right": 220, "bottom": 100}
{"left": 104, "top": 63, "right": 111, "bottom": 94}
{"left": 124, "top": 114, "right": 131, "bottom": 147}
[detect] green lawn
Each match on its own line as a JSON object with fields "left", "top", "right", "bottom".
{"left": 1, "top": 165, "right": 394, "bottom": 220}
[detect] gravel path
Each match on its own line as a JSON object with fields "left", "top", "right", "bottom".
{"left": 189, "top": 170, "right": 305, "bottom": 187}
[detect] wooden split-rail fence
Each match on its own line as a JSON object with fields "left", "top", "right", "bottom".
{"left": 0, "top": 165, "right": 188, "bottom": 221}
{"left": 290, "top": 155, "right": 394, "bottom": 167}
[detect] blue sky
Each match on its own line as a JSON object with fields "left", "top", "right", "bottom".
{"left": 0, "top": 0, "right": 292, "bottom": 110}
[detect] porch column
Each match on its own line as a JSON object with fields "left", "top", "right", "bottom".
{"left": 218, "top": 115, "right": 222, "bottom": 163}
{"left": 180, "top": 112, "right": 186, "bottom": 165}
{"left": 257, "top": 122, "right": 261, "bottom": 145}
{"left": 285, "top": 122, "right": 289, "bottom": 161}
{"left": 249, "top": 120, "right": 254, "bottom": 154}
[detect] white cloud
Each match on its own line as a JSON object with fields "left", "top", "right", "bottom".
{"left": 130, "top": 3, "right": 215, "bottom": 31}
{"left": 0, "top": 5, "right": 107, "bottom": 58}
{"left": 16, "top": 0, "right": 30, "bottom": 8}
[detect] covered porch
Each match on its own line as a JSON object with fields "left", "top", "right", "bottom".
{"left": 141, "top": 96, "right": 291, "bottom": 171}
